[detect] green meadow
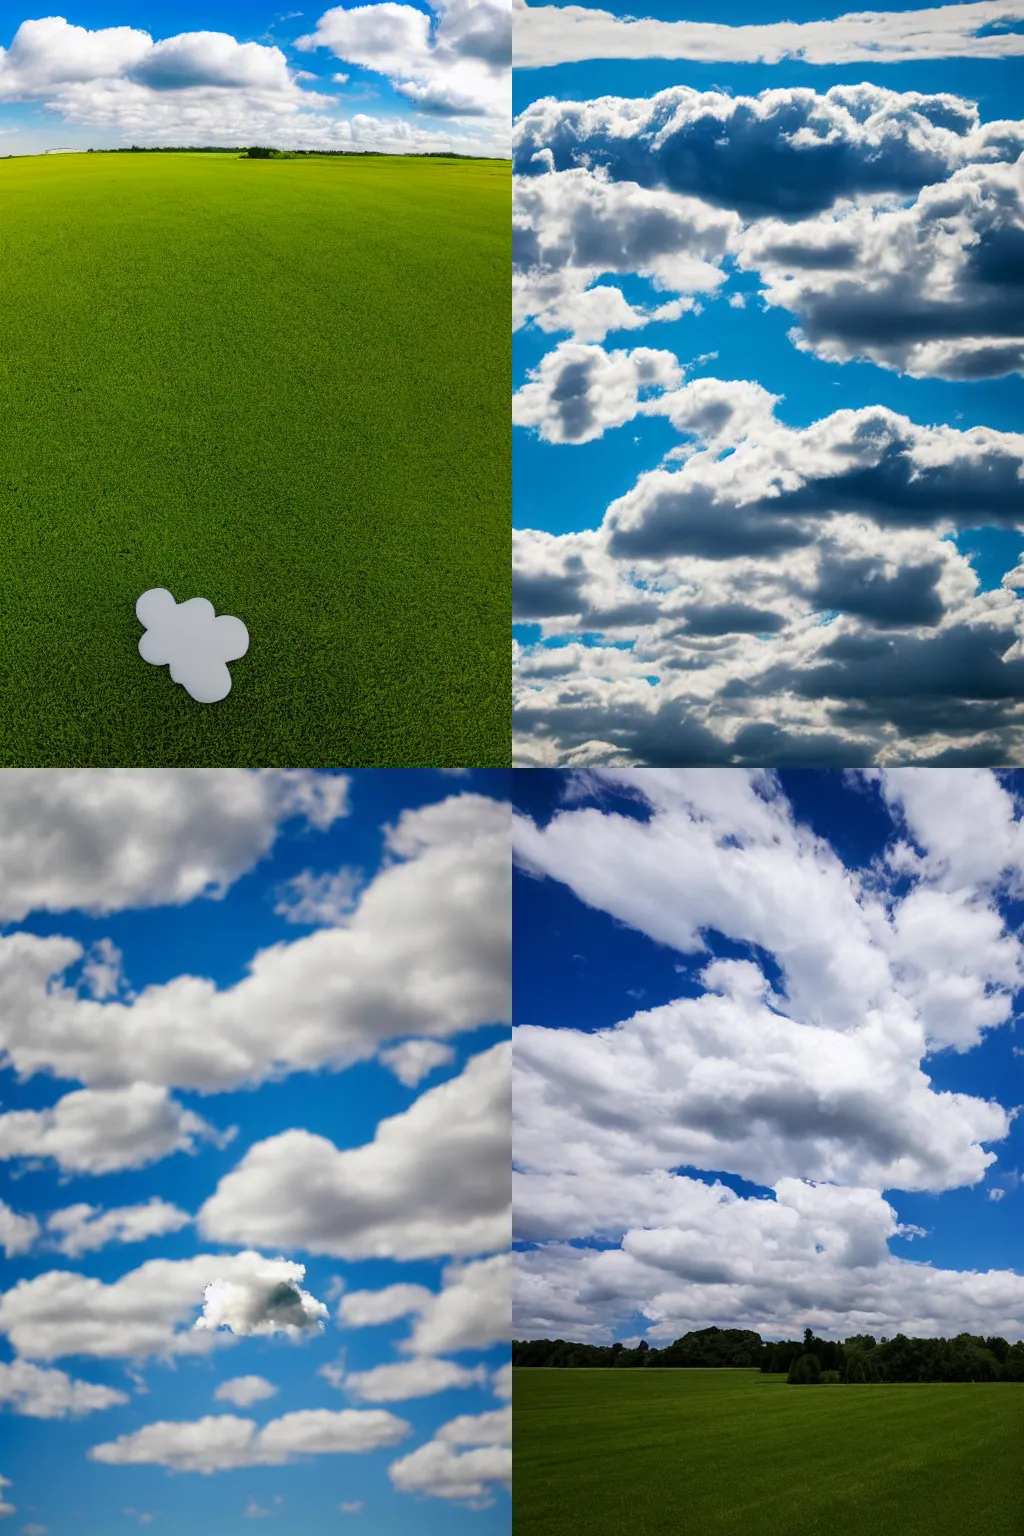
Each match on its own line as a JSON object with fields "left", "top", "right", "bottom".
{"left": 512, "top": 1368, "right": 1024, "bottom": 1536}
{"left": 0, "top": 151, "right": 509, "bottom": 765}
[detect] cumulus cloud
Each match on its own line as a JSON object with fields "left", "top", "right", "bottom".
{"left": 513, "top": 769, "right": 1024, "bottom": 1341}
{"left": 296, "top": 0, "right": 510, "bottom": 120}
{"left": 195, "top": 1262, "right": 328, "bottom": 1338}
{"left": 0, "top": 1359, "right": 128, "bottom": 1419}
{"left": 0, "top": 1086, "right": 228, "bottom": 1175}
{"left": 0, "top": 1250, "right": 325, "bottom": 1362}
{"left": 197, "top": 1042, "right": 511, "bottom": 1259}
{"left": 339, "top": 1255, "right": 512, "bottom": 1354}
{"left": 739, "top": 158, "right": 1024, "bottom": 379}
{"left": 388, "top": 1405, "right": 510, "bottom": 1504}
{"left": 273, "top": 868, "right": 362, "bottom": 926}
{"left": 338, "top": 1356, "right": 488, "bottom": 1401}
{"left": 0, "top": 793, "right": 510, "bottom": 1092}
{"left": 89, "top": 1407, "right": 409, "bottom": 1473}
{"left": 214, "top": 1376, "right": 279, "bottom": 1408}
{"left": 0, "top": 768, "right": 348, "bottom": 921}
{"left": 0, "top": 14, "right": 505, "bottom": 151}
{"left": 45, "top": 1199, "right": 191, "bottom": 1258}
{"left": 512, "top": 374, "right": 1024, "bottom": 764}
{"left": 0, "top": 1202, "right": 40, "bottom": 1259}
{"left": 513, "top": 0, "right": 1024, "bottom": 69}
{"left": 377, "top": 1039, "right": 456, "bottom": 1087}
{"left": 514, "top": 167, "right": 736, "bottom": 339}
{"left": 137, "top": 589, "right": 250, "bottom": 705}
{"left": 513, "top": 83, "right": 1021, "bottom": 216}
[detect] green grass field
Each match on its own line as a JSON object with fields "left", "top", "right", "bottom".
{"left": 0, "top": 151, "right": 509, "bottom": 765}
{"left": 513, "top": 1369, "right": 1024, "bottom": 1535}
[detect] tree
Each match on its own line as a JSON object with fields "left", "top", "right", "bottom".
{"left": 845, "top": 1355, "right": 867, "bottom": 1384}
{"left": 788, "top": 1352, "right": 822, "bottom": 1384}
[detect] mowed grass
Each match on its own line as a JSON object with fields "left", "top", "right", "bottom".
{"left": 513, "top": 1369, "right": 1024, "bottom": 1536}
{"left": 0, "top": 151, "right": 509, "bottom": 765}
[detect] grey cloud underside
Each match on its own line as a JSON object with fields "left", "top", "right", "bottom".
{"left": 513, "top": 84, "right": 1016, "bottom": 216}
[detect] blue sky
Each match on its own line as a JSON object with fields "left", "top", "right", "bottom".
{"left": 512, "top": 767, "right": 1024, "bottom": 1345}
{"left": 0, "top": 0, "right": 511, "bottom": 155}
{"left": 512, "top": 0, "right": 1024, "bottom": 767}
{"left": 0, "top": 768, "right": 511, "bottom": 1536}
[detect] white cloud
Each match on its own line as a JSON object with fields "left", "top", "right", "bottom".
{"left": 513, "top": 0, "right": 1024, "bottom": 68}
{"left": 738, "top": 159, "right": 1024, "bottom": 379}
{"left": 137, "top": 589, "right": 250, "bottom": 704}
{"left": 214, "top": 1376, "right": 279, "bottom": 1408}
{"left": 0, "top": 1359, "right": 128, "bottom": 1419}
{"left": 406, "top": 1255, "right": 512, "bottom": 1355}
{"left": 0, "top": 793, "right": 510, "bottom": 1092}
{"left": 388, "top": 1405, "right": 510, "bottom": 1504}
{"left": 195, "top": 1263, "right": 328, "bottom": 1338}
{"left": 338, "top": 1356, "right": 488, "bottom": 1401}
{"left": 338, "top": 1283, "right": 433, "bottom": 1327}
{"left": 339, "top": 1502, "right": 363, "bottom": 1514}
{"left": 0, "top": 768, "right": 348, "bottom": 921}
{"left": 89, "top": 1406, "right": 409, "bottom": 1473}
{"left": 490, "top": 1361, "right": 511, "bottom": 1399}
{"left": 0, "top": 1202, "right": 39, "bottom": 1259}
{"left": 0, "top": 1085, "right": 227, "bottom": 1174}
{"left": 198, "top": 1041, "right": 511, "bottom": 1258}
{"left": 377, "top": 1039, "right": 456, "bottom": 1087}
{"left": 274, "top": 867, "right": 362, "bottom": 925}
{"left": 46, "top": 1199, "right": 192, "bottom": 1258}
{"left": 0, "top": 1249, "right": 323, "bottom": 1362}
{"left": 512, "top": 769, "right": 1024, "bottom": 1343}
{"left": 0, "top": 1475, "right": 11, "bottom": 1519}
{"left": 296, "top": 0, "right": 510, "bottom": 121}
{"left": 0, "top": 15, "right": 505, "bottom": 151}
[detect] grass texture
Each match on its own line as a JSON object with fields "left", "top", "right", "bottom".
{"left": 512, "top": 1368, "right": 1024, "bottom": 1536}
{"left": 0, "top": 152, "right": 510, "bottom": 765}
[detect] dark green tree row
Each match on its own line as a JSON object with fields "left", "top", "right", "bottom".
{"left": 513, "top": 1325, "right": 1024, "bottom": 1382}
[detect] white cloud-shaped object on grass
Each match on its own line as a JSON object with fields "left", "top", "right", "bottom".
{"left": 137, "top": 589, "right": 249, "bottom": 704}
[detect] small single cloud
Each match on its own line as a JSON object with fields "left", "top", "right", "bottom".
{"left": 378, "top": 1039, "right": 455, "bottom": 1088}
{"left": 81, "top": 938, "right": 126, "bottom": 1000}
{"left": 214, "top": 1376, "right": 279, "bottom": 1408}
{"left": 989, "top": 1188, "right": 1006, "bottom": 1201}
{"left": 244, "top": 1498, "right": 273, "bottom": 1519}
{"left": 194, "top": 1261, "right": 327, "bottom": 1338}
{"left": 123, "top": 1512, "right": 153, "bottom": 1526}
{"left": 339, "top": 1503, "right": 363, "bottom": 1515}
{"left": 274, "top": 868, "right": 362, "bottom": 926}
{"left": 137, "top": 589, "right": 249, "bottom": 703}
{"left": 22, "top": 1525, "right": 47, "bottom": 1535}
{"left": 332, "top": 72, "right": 349, "bottom": 83}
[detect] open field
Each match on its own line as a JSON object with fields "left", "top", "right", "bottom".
{"left": 0, "top": 151, "right": 509, "bottom": 765}
{"left": 513, "top": 1368, "right": 1024, "bottom": 1536}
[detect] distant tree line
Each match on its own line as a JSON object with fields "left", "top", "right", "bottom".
{"left": 96, "top": 145, "right": 503, "bottom": 160}
{"left": 513, "top": 1325, "right": 1024, "bottom": 1383}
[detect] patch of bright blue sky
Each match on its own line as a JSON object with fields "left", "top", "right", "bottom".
{"left": 514, "top": 2, "right": 1024, "bottom": 594}
{"left": 512, "top": 769, "right": 1024, "bottom": 1333}
{"left": 0, "top": 768, "right": 510, "bottom": 1536}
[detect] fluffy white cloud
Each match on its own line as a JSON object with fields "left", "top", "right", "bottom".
{"left": 46, "top": 1199, "right": 191, "bottom": 1258}
{"left": 0, "top": 793, "right": 510, "bottom": 1092}
{"left": 136, "top": 590, "right": 249, "bottom": 705}
{"left": 377, "top": 1038, "right": 456, "bottom": 1087}
{"left": 513, "top": 0, "right": 1024, "bottom": 69}
{"left": 514, "top": 168, "right": 736, "bottom": 340}
{"left": 89, "top": 1406, "right": 409, "bottom": 1472}
{"left": 338, "top": 1356, "right": 488, "bottom": 1401}
{"left": 0, "top": 1359, "right": 128, "bottom": 1419}
{"left": 195, "top": 1262, "right": 328, "bottom": 1338}
{"left": 273, "top": 867, "right": 362, "bottom": 926}
{"left": 0, "top": 1201, "right": 40, "bottom": 1259}
{"left": 739, "top": 159, "right": 1024, "bottom": 379}
{"left": 0, "top": 14, "right": 505, "bottom": 151}
{"left": 0, "top": 1249, "right": 322, "bottom": 1361}
{"left": 388, "top": 1405, "right": 510, "bottom": 1504}
{"left": 0, "top": 1085, "right": 228, "bottom": 1174}
{"left": 513, "top": 769, "right": 1024, "bottom": 1342}
{"left": 213, "top": 1375, "right": 278, "bottom": 1408}
{"left": 340, "top": 1254, "right": 512, "bottom": 1354}
{"left": 198, "top": 1042, "right": 511, "bottom": 1258}
{"left": 0, "top": 768, "right": 348, "bottom": 921}
{"left": 296, "top": 0, "right": 510, "bottom": 120}
{"left": 512, "top": 378, "right": 1024, "bottom": 765}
